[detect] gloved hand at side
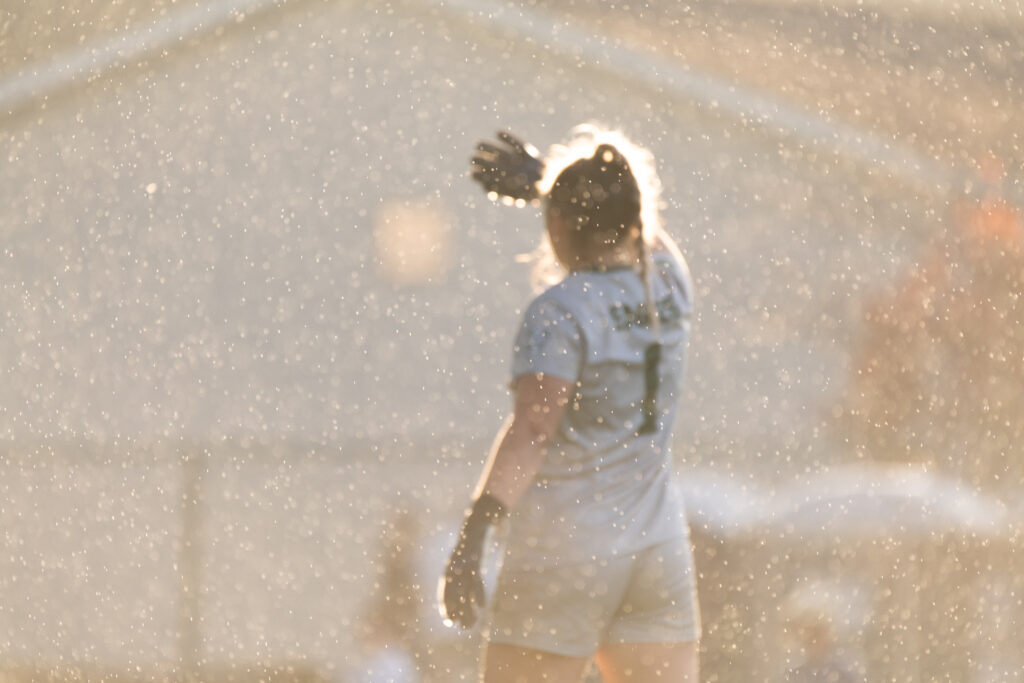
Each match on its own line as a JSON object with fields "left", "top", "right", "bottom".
{"left": 439, "top": 493, "right": 508, "bottom": 629}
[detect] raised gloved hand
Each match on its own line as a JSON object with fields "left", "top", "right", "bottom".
{"left": 470, "top": 131, "right": 545, "bottom": 203}
{"left": 440, "top": 493, "right": 508, "bottom": 629}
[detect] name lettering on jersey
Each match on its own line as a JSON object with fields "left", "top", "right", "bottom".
{"left": 609, "top": 294, "right": 685, "bottom": 331}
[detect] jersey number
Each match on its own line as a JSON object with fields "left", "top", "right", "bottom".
{"left": 638, "top": 343, "right": 662, "bottom": 434}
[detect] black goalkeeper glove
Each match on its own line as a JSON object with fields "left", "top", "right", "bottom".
{"left": 440, "top": 493, "right": 508, "bottom": 629}
{"left": 470, "top": 131, "right": 545, "bottom": 203}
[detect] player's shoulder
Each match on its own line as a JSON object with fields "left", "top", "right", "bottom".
{"left": 534, "top": 273, "right": 589, "bottom": 308}
{"left": 521, "top": 275, "right": 593, "bottom": 328}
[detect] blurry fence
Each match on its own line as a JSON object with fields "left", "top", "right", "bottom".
{"left": 2, "top": 444, "right": 1022, "bottom": 682}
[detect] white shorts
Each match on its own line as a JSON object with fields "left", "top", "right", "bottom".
{"left": 485, "top": 536, "right": 701, "bottom": 658}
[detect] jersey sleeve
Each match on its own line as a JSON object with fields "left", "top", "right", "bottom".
{"left": 511, "top": 297, "right": 584, "bottom": 383}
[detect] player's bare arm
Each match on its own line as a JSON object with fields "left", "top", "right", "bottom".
{"left": 476, "top": 373, "right": 574, "bottom": 509}
{"left": 440, "top": 373, "right": 572, "bottom": 630}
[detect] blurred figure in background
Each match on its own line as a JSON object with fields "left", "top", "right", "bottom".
{"left": 357, "top": 607, "right": 422, "bottom": 683}
{"left": 354, "top": 506, "right": 424, "bottom": 683}
{"left": 839, "top": 151, "right": 1024, "bottom": 497}
{"left": 375, "top": 507, "right": 422, "bottom": 645}
{"left": 781, "top": 581, "right": 865, "bottom": 683}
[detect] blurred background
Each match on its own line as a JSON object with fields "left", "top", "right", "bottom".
{"left": 1, "top": 0, "right": 1022, "bottom": 680}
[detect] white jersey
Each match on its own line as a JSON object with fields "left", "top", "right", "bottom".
{"left": 504, "top": 252, "right": 694, "bottom": 569}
